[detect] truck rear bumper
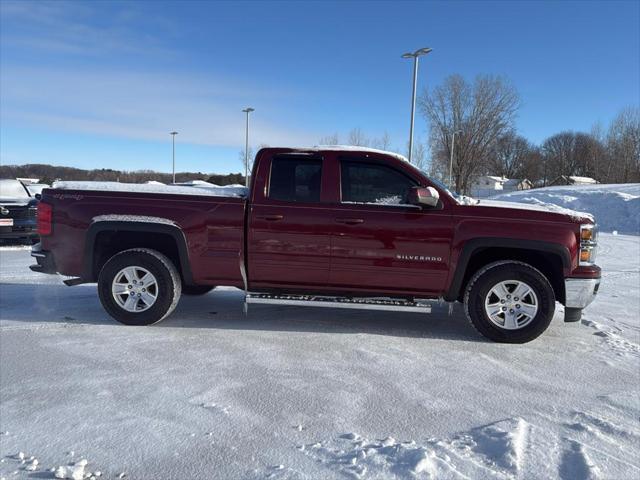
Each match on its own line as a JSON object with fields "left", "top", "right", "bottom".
{"left": 565, "top": 278, "right": 600, "bottom": 309}
{"left": 29, "top": 243, "right": 57, "bottom": 274}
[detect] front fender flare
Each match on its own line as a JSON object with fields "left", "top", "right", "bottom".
{"left": 444, "top": 237, "right": 571, "bottom": 301}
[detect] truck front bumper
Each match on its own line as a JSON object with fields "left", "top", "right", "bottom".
{"left": 29, "top": 242, "right": 57, "bottom": 274}
{"left": 565, "top": 278, "right": 600, "bottom": 309}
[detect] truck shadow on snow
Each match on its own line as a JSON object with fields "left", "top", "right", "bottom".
{"left": 0, "top": 283, "right": 486, "bottom": 341}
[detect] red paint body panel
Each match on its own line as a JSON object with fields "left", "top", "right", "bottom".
{"left": 41, "top": 191, "right": 245, "bottom": 287}
{"left": 39, "top": 147, "right": 599, "bottom": 300}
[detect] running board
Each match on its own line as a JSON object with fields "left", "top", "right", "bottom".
{"left": 245, "top": 293, "right": 432, "bottom": 313}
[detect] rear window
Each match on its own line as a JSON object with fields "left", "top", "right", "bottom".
{"left": 268, "top": 157, "right": 322, "bottom": 203}
{"left": 0, "top": 180, "right": 29, "bottom": 199}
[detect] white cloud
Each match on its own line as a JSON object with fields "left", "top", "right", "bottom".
{"left": 1, "top": 65, "right": 319, "bottom": 148}
{"left": 0, "top": 1, "right": 323, "bottom": 149}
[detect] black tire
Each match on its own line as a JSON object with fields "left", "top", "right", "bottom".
{"left": 182, "top": 285, "right": 215, "bottom": 295}
{"left": 464, "top": 260, "right": 555, "bottom": 343}
{"left": 98, "top": 248, "right": 182, "bottom": 326}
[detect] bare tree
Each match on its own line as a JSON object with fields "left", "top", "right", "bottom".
{"left": 405, "top": 140, "right": 428, "bottom": 171}
{"left": 490, "top": 132, "right": 536, "bottom": 179}
{"left": 541, "top": 132, "right": 604, "bottom": 184}
{"left": 606, "top": 106, "right": 640, "bottom": 183}
{"left": 239, "top": 147, "right": 254, "bottom": 178}
{"left": 590, "top": 121, "right": 607, "bottom": 182}
{"left": 419, "top": 74, "right": 520, "bottom": 193}
{"left": 319, "top": 133, "right": 340, "bottom": 145}
{"left": 372, "top": 131, "right": 392, "bottom": 151}
{"left": 519, "top": 147, "right": 544, "bottom": 184}
{"left": 347, "top": 128, "right": 370, "bottom": 147}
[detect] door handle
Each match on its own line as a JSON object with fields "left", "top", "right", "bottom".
{"left": 257, "top": 214, "right": 284, "bottom": 221}
{"left": 335, "top": 218, "right": 364, "bottom": 225}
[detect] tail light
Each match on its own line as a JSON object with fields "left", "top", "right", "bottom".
{"left": 37, "top": 202, "right": 53, "bottom": 236}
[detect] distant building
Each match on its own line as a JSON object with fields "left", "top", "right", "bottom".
{"left": 471, "top": 175, "right": 533, "bottom": 198}
{"left": 502, "top": 178, "right": 533, "bottom": 192}
{"left": 470, "top": 175, "right": 507, "bottom": 197}
{"left": 549, "top": 175, "right": 598, "bottom": 186}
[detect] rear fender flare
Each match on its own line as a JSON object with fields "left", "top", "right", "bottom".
{"left": 82, "top": 218, "right": 193, "bottom": 284}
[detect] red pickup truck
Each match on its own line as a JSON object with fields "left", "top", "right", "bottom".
{"left": 30, "top": 147, "right": 601, "bottom": 343}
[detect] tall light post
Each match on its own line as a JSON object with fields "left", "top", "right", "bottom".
{"left": 449, "top": 129, "right": 462, "bottom": 190}
{"left": 401, "top": 47, "right": 432, "bottom": 164}
{"left": 448, "top": 129, "right": 462, "bottom": 190}
{"left": 170, "top": 131, "right": 178, "bottom": 184}
{"left": 242, "top": 107, "right": 255, "bottom": 187}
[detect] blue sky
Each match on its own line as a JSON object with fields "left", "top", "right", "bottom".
{"left": 1, "top": 0, "right": 638, "bottom": 174}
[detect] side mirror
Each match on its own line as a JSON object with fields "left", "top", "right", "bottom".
{"left": 35, "top": 193, "right": 42, "bottom": 201}
{"left": 408, "top": 186, "right": 440, "bottom": 207}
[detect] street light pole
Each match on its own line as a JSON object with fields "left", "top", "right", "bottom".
{"left": 401, "top": 47, "right": 432, "bottom": 164}
{"left": 242, "top": 107, "right": 255, "bottom": 187}
{"left": 170, "top": 131, "right": 178, "bottom": 184}
{"left": 449, "top": 129, "right": 462, "bottom": 190}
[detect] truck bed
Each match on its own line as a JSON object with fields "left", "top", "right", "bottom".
{"left": 40, "top": 182, "right": 247, "bottom": 287}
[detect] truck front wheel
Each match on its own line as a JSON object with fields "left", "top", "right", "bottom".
{"left": 464, "top": 261, "right": 555, "bottom": 343}
{"left": 98, "top": 248, "right": 182, "bottom": 326}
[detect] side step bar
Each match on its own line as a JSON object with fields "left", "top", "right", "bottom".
{"left": 246, "top": 293, "right": 432, "bottom": 313}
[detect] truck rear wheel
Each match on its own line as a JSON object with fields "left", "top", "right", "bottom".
{"left": 464, "top": 261, "right": 555, "bottom": 343}
{"left": 98, "top": 248, "right": 182, "bottom": 326}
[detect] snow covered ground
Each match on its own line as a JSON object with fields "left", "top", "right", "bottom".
{"left": 490, "top": 183, "right": 640, "bottom": 235}
{"left": 0, "top": 232, "right": 638, "bottom": 479}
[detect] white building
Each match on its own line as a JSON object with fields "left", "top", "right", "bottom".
{"left": 549, "top": 175, "right": 598, "bottom": 186}
{"left": 502, "top": 178, "right": 533, "bottom": 192}
{"left": 471, "top": 176, "right": 533, "bottom": 198}
{"left": 470, "top": 176, "right": 507, "bottom": 198}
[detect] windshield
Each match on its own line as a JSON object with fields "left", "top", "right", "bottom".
{"left": 427, "top": 176, "right": 459, "bottom": 198}
{"left": 0, "top": 179, "right": 29, "bottom": 199}
{"left": 419, "top": 172, "right": 479, "bottom": 205}
{"left": 26, "top": 184, "right": 48, "bottom": 196}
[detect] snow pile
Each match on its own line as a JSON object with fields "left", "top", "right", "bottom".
{"left": 490, "top": 183, "right": 640, "bottom": 234}
{"left": 301, "top": 419, "right": 541, "bottom": 479}
{"left": 53, "top": 459, "right": 96, "bottom": 480}
{"left": 51, "top": 181, "right": 248, "bottom": 198}
{"left": 302, "top": 434, "right": 441, "bottom": 478}
{"left": 0, "top": 452, "right": 104, "bottom": 479}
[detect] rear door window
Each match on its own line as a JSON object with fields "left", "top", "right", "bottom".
{"left": 268, "top": 157, "right": 322, "bottom": 203}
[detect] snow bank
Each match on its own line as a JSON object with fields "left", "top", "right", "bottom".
{"left": 490, "top": 183, "right": 640, "bottom": 234}
{"left": 51, "top": 181, "right": 248, "bottom": 198}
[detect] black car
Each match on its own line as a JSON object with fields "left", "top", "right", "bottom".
{"left": 0, "top": 179, "right": 39, "bottom": 243}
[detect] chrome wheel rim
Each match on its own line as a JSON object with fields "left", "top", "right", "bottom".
{"left": 112, "top": 266, "right": 158, "bottom": 313}
{"left": 484, "top": 280, "right": 538, "bottom": 330}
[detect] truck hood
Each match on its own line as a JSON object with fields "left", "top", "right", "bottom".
{"left": 463, "top": 199, "right": 594, "bottom": 224}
